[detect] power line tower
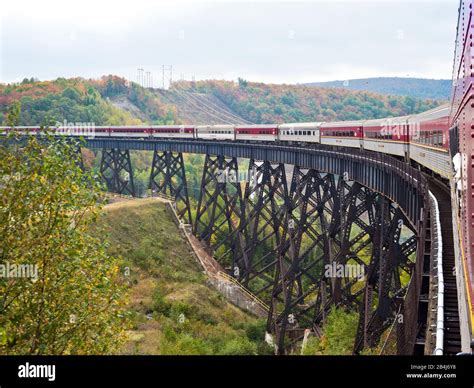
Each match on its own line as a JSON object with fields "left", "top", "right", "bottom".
{"left": 146, "top": 71, "right": 151, "bottom": 88}
{"left": 137, "top": 68, "right": 144, "bottom": 87}
{"left": 162, "top": 65, "right": 173, "bottom": 89}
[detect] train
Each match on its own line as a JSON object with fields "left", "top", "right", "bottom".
{"left": 0, "top": 103, "right": 451, "bottom": 179}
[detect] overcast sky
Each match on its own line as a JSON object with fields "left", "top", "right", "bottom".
{"left": 0, "top": 0, "right": 459, "bottom": 85}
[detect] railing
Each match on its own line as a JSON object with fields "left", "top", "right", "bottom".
{"left": 216, "top": 270, "right": 270, "bottom": 313}
{"left": 429, "top": 191, "right": 444, "bottom": 355}
{"left": 106, "top": 193, "right": 134, "bottom": 200}
{"left": 151, "top": 192, "right": 175, "bottom": 202}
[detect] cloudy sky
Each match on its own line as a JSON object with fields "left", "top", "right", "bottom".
{"left": 0, "top": 0, "right": 459, "bottom": 85}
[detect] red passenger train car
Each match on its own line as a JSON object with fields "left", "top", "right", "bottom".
{"left": 449, "top": 0, "right": 474, "bottom": 351}
{"left": 235, "top": 124, "right": 278, "bottom": 142}
{"left": 363, "top": 116, "right": 410, "bottom": 158}
{"left": 409, "top": 105, "right": 451, "bottom": 177}
{"left": 319, "top": 120, "right": 363, "bottom": 148}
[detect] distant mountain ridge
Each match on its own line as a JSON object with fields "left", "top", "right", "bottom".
{"left": 305, "top": 77, "right": 451, "bottom": 101}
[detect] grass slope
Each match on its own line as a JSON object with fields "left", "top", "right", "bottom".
{"left": 92, "top": 198, "right": 272, "bottom": 355}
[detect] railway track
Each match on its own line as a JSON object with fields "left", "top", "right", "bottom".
{"left": 428, "top": 179, "right": 462, "bottom": 355}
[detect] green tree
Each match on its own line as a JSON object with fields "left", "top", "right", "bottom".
{"left": 300, "top": 308, "right": 358, "bottom": 355}
{"left": 0, "top": 134, "right": 129, "bottom": 354}
{"left": 5, "top": 101, "right": 21, "bottom": 127}
{"left": 62, "top": 87, "right": 82, "bottom": 103}
{"left": 238, "top": 77, "right": 248, "bottom": 88}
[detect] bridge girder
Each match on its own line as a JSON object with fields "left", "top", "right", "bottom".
{"left": 262, "top": 166, "right": 419, "bottom": 355}
{"left": 231, "top": 160, "right": 292, "bottom": 297}
{"left": 100, "top": 148, "right": 135, "bottom": 197}
{"left": 149, "top": 150, "right": 192, "bottom": 224}
{"left": 193, "top": 155, "right": 245, "bottom": 265}
{"left": 186, "top": 156, "right": 425, "bottom": 354}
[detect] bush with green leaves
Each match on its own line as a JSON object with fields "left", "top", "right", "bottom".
{"left": 300, "top": 308, "right": 358, "bottom": 355}
{"left": 0, "top": 133, "right": 129, "bottom": 354}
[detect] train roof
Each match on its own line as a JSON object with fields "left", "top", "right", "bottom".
{"left": 410, "top": 104, "right": 450, "bottom": 122}
{"left": 279, "top": 122, "right": 323, "bottom": 129}
{"left": 235, "top": 124, "right": 278, "bottom": 128}
{"left": 196, "top": 124, "right": 235, "bottom": 129}
{"left": 152, "top": 125, "right": 194, "bottom": 129}
{"left": 363, "top": 115, "right": 412, "bottom": 127}
{"left": 320, "top": 120, "right": 365, "bottom": 128}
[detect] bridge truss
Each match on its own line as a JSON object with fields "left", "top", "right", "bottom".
{"left": 78, "top": 139, "right": 433, "bottom": 354}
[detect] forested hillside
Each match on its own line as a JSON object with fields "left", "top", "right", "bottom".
{"left": 172, "top": 79, "right": 443, "bottom": 124}
{"left": 0, "top": 76, "right": 179, "bottom": 126}
{"left": 0, "top": 76, "right": 444, "bottom": 126}
{"left": 306, "top": 77, "right": 451, "bottom": 101}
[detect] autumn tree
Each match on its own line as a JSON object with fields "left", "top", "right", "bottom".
{"left": 0, "top": 134, "right": 129, "bottom": 354}
{"left": 5, "top": 101, "right": 21, "bottom": 127}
